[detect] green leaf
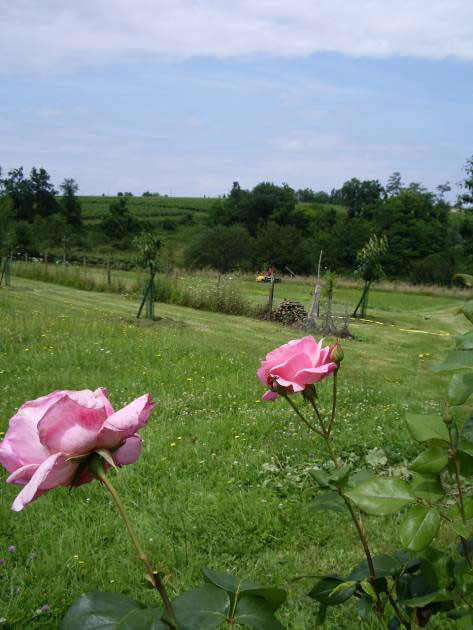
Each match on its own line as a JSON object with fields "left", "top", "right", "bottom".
{"left": 410, "top": 446, "right": 449, "bottom": 474}
{"left": 457, "top": 614, "right": 473, "bottom": 630}
{"left": 234, "top": 595, "right": 284, "bottom": 630}
{"left": 201, "top": 567, "right": 257, "bottom": 594}
{"left": 170, "top": 585, "right": 229, "bottom": 630}
{"left": 411, "top": 472, "right": 444, "bottom": 504}
{"left": 344, "top": 476, "right": 416, "bottom": 516}
{"left": 460, "top": 439, "right": 473, "bottom": 458}
{"left": 404, "top": 590, "right": 453, "bottom": 607}
{"left": 449, "top": 503, "right": 473, "bottom": 539}
{"left": 455, "top": 331, "right": 473, "bottom": 350}
{"left": 347, "top": 469, "right": 376, "bottom": 488}
{"left": 329, "top": 465, "right": 352, "bottom": 488}
{"left": 309, "top": 491, "right": 347, "bottom": 514}
{"left": 454, "top": 275, "right": 473, "bottom": 289}
{"left": 420, "top": 548, "right": 455, "bottom": 590}
{"left": 463, "top": 416, "right": 473, "bottom": 442}
{"left": 461, "top": 300, "right": 473, "bottom": 324}
{"left": 399, "top": 506, "right": 440, "bottom": 552}
{"left": 433, "top": 350, "right": 473, "bottom": 373}
{"left": 309, "top": 469, "right": 331, "bottom": 489}
{"left": 359, "top": 580, "right": 377, "bottom": 602}
{"left": 348, "top": 555, "right": 405, "bottom": 581}
{"left": 449, "top": 373, "right": 473, "bottom": 406}
{"left": 308, "top": 576, "right": 355, "bottom": 606}
{"left": 200, "top": 568, "right": 286, "bottom": 612}
{"left": 405, "top": 414, "right": 450, "bottom": 443}
{"left": 95, "top": 448, "right": 118, "bottom": 471}
{"left": 451, "top": 518, "right": 471, "bottom": 539}
{"left": 60, "top": 592, "right": 166, "bottom": 629}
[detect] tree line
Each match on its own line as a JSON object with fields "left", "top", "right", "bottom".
{"left": 186, "top": 158, "right": 473, "bottom": 284}
{"left": 1, "top": 156, "right": 473, "bottom": 284}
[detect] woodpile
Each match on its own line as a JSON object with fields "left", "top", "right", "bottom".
{"left": 273, "top": 299, "right": 308, "bottom": 325}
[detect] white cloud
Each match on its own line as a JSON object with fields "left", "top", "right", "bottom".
{"left": 1, "top": 1, "right": 473, "bottom": 73}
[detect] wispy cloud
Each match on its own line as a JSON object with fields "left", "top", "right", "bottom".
{"left": 1, "top": 1, "right": 473, "bottom": 74}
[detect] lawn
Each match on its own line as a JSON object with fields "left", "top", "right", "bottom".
{"left": 0, "top": 277, "right": 466, "bottom": 628}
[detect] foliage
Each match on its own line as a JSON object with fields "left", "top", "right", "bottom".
{"left": 101, "top": 197, "right": 142, "bottom": 243}
{"left": 184, "top": 224, "right": 253, "bottom": 273}
{"left": 460, "top": 155, "right": 473, "bottom": 208}
{"left": 60, "top": 178, "right": 83, "bottom": 228}
{"left": 134, "top": 232, "right": 162, "bottom": 274}
{"left": 264, "top": 298, "right": 473, "bottom": 628}
{"left": 356, "top": 234, "right": 388, "bottom": 283}
{"left": 340, "top": 177, "right": 385, "bottom": 219}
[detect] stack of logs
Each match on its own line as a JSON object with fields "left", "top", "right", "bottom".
{"left": 273, "top": 299, "right": 308, "bottom": 325}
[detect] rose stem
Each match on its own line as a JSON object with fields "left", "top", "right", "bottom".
{"left": 93, "top": 460, "right": 179, "bottom": 628}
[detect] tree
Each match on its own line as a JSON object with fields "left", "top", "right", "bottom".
{"left": 60, "top": 178, "right": 82, "bottom": 227}
{"left": 0, "top": 167, "right": 34, "bottom": 221}
{"left": 209, "top": 182, "right": 298, "bottom": 234}
{"left": 385, "top": 172, "right": 403, "bottom": 197}
{"left": 461, "top": 155, "right": 473, "bottom": 208}
{"left": 29, "top": 167, "right": 59, "bottom": 217}
{"left": 101, "top": 198, "right": 141, "bottom": 243}
{"left": 134, "top": 232, "right": 161, "bottom": 319}
{"left": 353, "top": 234, "right": 388, "bottom": 318}
{"left": 340, "top": 178, "right": 385, "bottom": 218}
{"left": 436, "top": 181, "right": 451, "bottom": 201}
{"left": 375, "top": 190, "right": 447, "bottom": 277}
{"left": 184, "top": 225, "right": 253, "bottom": 274}
{"left": 31, "top": 213, "right": 70, "bottom": 260}
{"left": 0, "top": 196, "right": 16, "bottom": 256}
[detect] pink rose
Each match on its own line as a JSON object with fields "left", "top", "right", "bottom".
{"left": 0, "top": 388, "right": 154, "bottom": 511}
{"left": 257, "top": 336, "right": 337, "bottom": 401}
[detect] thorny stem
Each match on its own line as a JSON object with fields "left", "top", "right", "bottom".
{"left": 309, "top": 397, "right": 325, "bottom": 430}
{"left": 95, "top": 464, "right": 179, "bottom": 628}
{"left": 290, "top": 373, "right": 390, "bottom": 625}
{"left": 283, "top": 394, "right": 324, "bottom": 436}
{"left": 454, "top": 455, "right": 473, "bottom": 569}
{"left": 386, "top": 588, "right": 412, "bottom": 630}
{"left": 326, "top": 370, "right": 338, "bottom": 436}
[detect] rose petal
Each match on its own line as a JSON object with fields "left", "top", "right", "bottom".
{"left": 0, "top": 396, "right": 57, "bottom": 472}
{"left": 96, "top": 394, "right": 154, "bottom": 449}
{"left": 7, "top": 463, "right": 38, "bottom": 485}
{"left": 67, "top": 388, "right": 114, "bottom": 417}
{"left": 295, "top": 362, "right": 337, "bottom": 385}
{"left": 113, "top": 435, "right": 142, "bottom": 466}
{"left": 11, "top": 453, "right": 78, "bottom": 512}
{"left": 262, "top": 390, "right": 278, "bottom": 401}
{"left": 38, "top": 394, "right": 108, "bottom": 455}
{"left": 271, "top": 352, "right": 312, "bottom": 383}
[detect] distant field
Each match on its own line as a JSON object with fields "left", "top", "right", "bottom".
{"left": 79, "top": 196, "right": 217, "bottom": 222}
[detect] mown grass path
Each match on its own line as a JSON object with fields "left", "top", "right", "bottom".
{"left": 0, "top": 278, "right": 465, "bottom": 628}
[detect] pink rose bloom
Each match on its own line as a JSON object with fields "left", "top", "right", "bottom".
{"left": 0, "top": 388, "right": 154, "bottom": 511}
{"left": 257, "top": 336, "right": 337, "bottom": 401}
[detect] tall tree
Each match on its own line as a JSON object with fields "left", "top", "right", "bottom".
{"left": 60, "top": 178, "right": 82, "bottom": 227}
{"left": 461, "top": 155, "right": 473, "bottom": 208}
{"left": 29, "top": 167, "right": 59, "bottom": 217}
{"left": 385, "top": 172, "right": 403, "bottom": 197}
{"left": 340, "top": 178, "right": 385, "bottom": 218}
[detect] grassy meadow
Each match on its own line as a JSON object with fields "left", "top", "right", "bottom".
{"left": 0, "top": 275, "right": 468, "bottom": 628}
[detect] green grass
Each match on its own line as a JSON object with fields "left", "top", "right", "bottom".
{"left": 0, "top": 277, "right": 465, "bottom": 628}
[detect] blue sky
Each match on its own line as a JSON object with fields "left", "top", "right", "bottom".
{"left": 1, "top": 1, "right": 472, "bottom": 197}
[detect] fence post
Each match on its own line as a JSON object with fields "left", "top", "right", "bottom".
{"left": 267, "top": 274, "right": 275, "bottom": 319}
